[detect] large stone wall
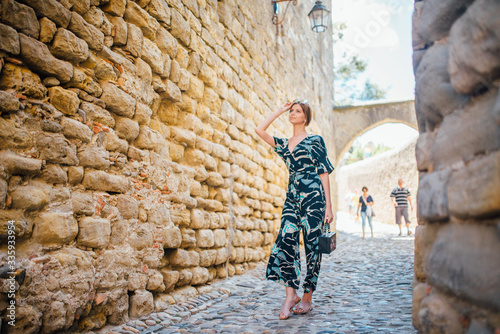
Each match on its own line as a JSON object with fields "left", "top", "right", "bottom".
{"left": 336, "top": 138, "right": 418, "bottom": 226}
{"left": 0, "top": 0, "right": 334, "bottom": 332}
{"left": 412, "top": 0, "right": 500, "bottom": 333}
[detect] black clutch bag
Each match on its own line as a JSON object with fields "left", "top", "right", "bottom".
{"left": 318, "top": 222, "right": 336, "bottom": 254}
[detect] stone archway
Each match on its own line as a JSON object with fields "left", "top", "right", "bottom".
{"left": 331, "top": 100, "right": 417, "bottom": 164}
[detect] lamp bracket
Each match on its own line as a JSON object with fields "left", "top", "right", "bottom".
{"left": 272, "top": 0, "right": 298, "bottom": 26}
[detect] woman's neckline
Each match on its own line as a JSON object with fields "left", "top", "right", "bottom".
{"left": 287, "top": 134, "right": 312, "bottom": 153}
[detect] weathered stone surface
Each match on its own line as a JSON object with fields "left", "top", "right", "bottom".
{"left": 19, "top": 34, "right": 73, "bottom": 83}
{"left": 417, "top": 0, "right": 475, "bottom": 43}
{"left": 141, "top": 37, "right": 163, "bottom": 74}
{"left": 40, "top": 164, "right": 67, "bottom": 184}
{"left": 100, "top": 82, "right": 136, "bottom": 117}
{"left": 17, "top": 0, "right": 71, "bottom": 28}
{"left": 115, "top": 116, "right": 140, "bottom": 141}
{"left": 66, "top": 0, "right": 89, "bottom": 15}
{"left": 156, "top": 27, "right": 177, "bottom": 58}
{"left": 170, "top": 9, "right": 190, "bottom": 46}
{"left": 415, "top": 44, "right": 469, "bottom": 129}
{"left": 68, "top": 166, "right": 84, "bottom": 185}
{"left": 49, "top": 86, "right": 79, "bottom": 115}
{"left": 160, "top": 269, "right": 179, "bottom": 291}
{"left": 109, "top": 16, "right": 127, "bottom": 46}
{"left": 447, "top": 151, "right": 500, "bottom": 219}
{"left": 129, "top": 290, "right": 154, "bottom": 317}
{"left": 39, "top": 17, "right": 56, "bottom": 43}
{"left": 190, "top": 267, "right": 209, "bottom": 285}
{"left": 448, "top": 0, "right": 500, "bottom": 95}
{"left": 146, "top": 0, "right": 170, "bottom": 25}
{"left": 77, "top": 217, "right": 111, "bottom": 248}
{"left": 0, "top": 91, "right": 19, "bottom": 113}
{"left": 123, "top": 22, "right": 143, "bottom": 57}
{"left": 428, "top": 222, "right": 500, "bottom": 311}
{"left": 161, "top": 79, "right": 181, "bottom": 102}
{"left": 412, "top": 282, "right": 427, "bottom": 330}
{"left": 432, "top": 89, "right": 500, "bottom": 170}
{"left": 78, "top": 145, "right": 110, "bottom": 169}
{"left": 68, "top": 12, "right": 105, "bottom": 51}
{"left": 116, "top": 195, "right": 138, "bottom": 219}
{"left": 196, "top": 229, "right": 214, "bottom": 248}
{"left": 33, "top": 212, "right": 78, "bottom": 244}
{"left": 71, "top": 191, "right": 94, "bottom": 216}
{"left": 123, "top": 0, "right": 159, "bottom": 39}
{"left": 61, "top": 117, "right": 92, "bottom": 142}
{"left": 418, "top": 294, "right": 463, "bottom": 334}
{"left": 170, "top": 249, "right": 199, "bottom": 268}
{"left": 129, "top": 225, "right": 153, "bottom": 250}
{"left": 10, "top": 185, "right": 49, "bottom": 211}
{"left": 37, "top": 132, "right": 78, "bottom": 165}
{"left": 163, "top": 226, "right": 182, "bottom": 248}
{"left": 102, "top": 0, "right": 126, "bottom": 17}
{"left": 0, "top": 22, "right": 19, "bottom": 55}
{"left": 50, "top": 28, "right": 89, "bottom": 63}
{"left": 0, "top": 63, "right": 47, "bottom": 99}
{"left": 81, "top": 101, "right": 115, "bottom": 128}
{"left": 0, "top": 0, "right": 39, "bottom": 38}
{"left": 0, "top": 151, "right": 41, "bottom": 175}
{"left": 417, "top": 170, "right": 451, "bottom": 222}
{"left": 199, "top": 249, "right": 216, "bottom": 267}
{"left": 82, "top": 170, "right": 130, "bottom": 193}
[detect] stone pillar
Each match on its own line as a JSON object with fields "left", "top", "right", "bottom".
{"left": 412, "top": 0, "right": 500, "bottom": 333}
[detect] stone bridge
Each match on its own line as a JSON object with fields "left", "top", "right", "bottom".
{"left": 330, "top": 100, "right": 417, "bottom": 164}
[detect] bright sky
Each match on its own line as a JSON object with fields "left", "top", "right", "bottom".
{"left": 354, "top": 123, "right": 418, "bottom": 149}
{"left": 332, "top": 0, "right": 415, "bottom": 102}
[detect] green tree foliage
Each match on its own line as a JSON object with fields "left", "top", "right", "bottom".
{"left": 333, "top": 23, "right": 388, "bottom": 106}
{"left": 344, "top": 141, "right": 392, "bottom": 165}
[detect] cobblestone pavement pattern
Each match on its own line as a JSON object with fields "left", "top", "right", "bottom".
{"left": 100, "top": 219, "right": 416, "bottom": 334}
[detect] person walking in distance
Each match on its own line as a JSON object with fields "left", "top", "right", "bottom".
{"left": 356, "top": 186, "right": 374, "bottom": 239}
{"left": 255, "top": 100, "right": 334, "bottom": 320}
{"left": 390, "top": 179, "right": 413, "bottom": 236}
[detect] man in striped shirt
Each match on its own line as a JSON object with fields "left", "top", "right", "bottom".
{"left": 390, "top": 179, "right": 413, "bottom": 236}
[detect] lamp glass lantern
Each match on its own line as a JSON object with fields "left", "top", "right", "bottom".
{"left": 308, "top": 1, "right": 331, "bottom": 32}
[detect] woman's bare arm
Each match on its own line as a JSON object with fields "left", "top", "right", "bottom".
{"left": 319, "top": 173, "right": 334, "bottom": 223}
{"left": 255, "top": 102, "right": 293, "bottom": 147}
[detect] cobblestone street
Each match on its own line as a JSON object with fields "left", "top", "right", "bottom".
{"left": 101, "top": 215, "right": 416, "bottom": 334}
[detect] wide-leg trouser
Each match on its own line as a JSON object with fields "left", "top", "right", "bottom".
{"left": 266, "top": 187, "right": 325, "bottom": 293}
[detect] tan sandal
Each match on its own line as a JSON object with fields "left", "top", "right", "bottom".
{"left": 279, "top": 296, "right": 301, "bottom": 320}
{"left": 293, "top": 302, "right": 313, "bottom": 314}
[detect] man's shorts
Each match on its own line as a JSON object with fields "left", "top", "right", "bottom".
{"left": 395, "top": 206, "right": 411, "bottom": 225}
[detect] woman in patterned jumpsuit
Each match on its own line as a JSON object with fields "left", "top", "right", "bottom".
{"left": 255, "top": 100, "right": 334, "bottom": 320}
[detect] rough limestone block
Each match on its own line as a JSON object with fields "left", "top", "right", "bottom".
{"left": 199, "top": 249, "right": 217, "bottom": 267}
{"left": 19, "top": 34, "right": 73, "bottom": 83}
{"left": 177, "top": 269, "right": 193, "bottom": 286}
{"left": 160, "top": 270, "right": 179, "bottom": 291}
{"left": 170, "top": 127, "right": 195, "bottom": 146}
{"left": 100, "top": 82, "right": 136, "bottom": 118}
{"left": 156, "top": 27, "right": 178, "bottom": 59}
{"left": 206, "top": 172, "right": 223, "bottom": 187}
{"left": 103, "top": 132, "right": 128, "bottom": 154}
{"left": 0, "top": 23, "right": 19, "bottom": 55}
{"left": 77, "top": 145, "right": 110, "bottom": 169}
{"left": 82, "top": 170, "right": 130, "bottom": 193}
{"left": 215, "top": 248, "right": 228, "bottom": 265}
{"left": 115, "top": 116, "right": 140, "bottom": 141}
{"left": 418, "top": 294, "right": 463, "bottom": 334}
{"left": 169, "top": 249, "right": 199, "bottom": 268}
{"left": 81, "top": 101, "right": 115, "bottom": 128}
{"left": 33, "top": 212, "right": 78, "bottom": 244}
{"left": 129, "top": 290, "right": 154, "bottom": 318}
{"left": 0, "top": 210, "right": 32, "bottom": 238}
{"left": 71, "top": 191, "right": 94, "bottom": 216}
{"left": 134, "top": 125, "right": 160, "bottom": 150}
{"left": 415, "top": 44, "right": 469, "bottom": 129}
{"left": 109, "top": 16, "right": 127, "bottom": 46}
{"left": 190, "top": 267, "right": 209, "bottom": 285}
{"left": 448, "top": 151, "right": 500, "bottom": 219}
{"left": 146, "top": 271, "right": 165, "bottom": 291}
{"left": 213, "top": 229, "right": 226, "bottom": 247}
{"left": 181, "top": 228, "right": 196, "bottom": 248}
{"left": 133, "top": 102, "right": 152, "bottom": 125}
{"left": 162, "top": 226, "right": 182, "bottom": 248}
{"left": 48, "top": 86, "right": 79, "bottom": 115}
{"left": 417, "top": 170, "right": 451, "bottom": 222}
{"left": 61, "top": 117, "right": 92, "bottom": 143}
{"left": 170, "top": 9, "right": 190, "bottom": 46}
{"left": 0, "top": 0, "right": 40, "bottom": 38}
{"left": 17, "top": 0, "right": 71, "bottom": 28}
{"left": 129, "top": 225, "right": 153, "bottom": 250}
{"left": 39, "top": 17, "right": 57, "bottom": 43}
{"left": 196, "top": 229, "right": 214, "bottom": 248}
{"left": 448, "top": 0, "right": 500, "bottom": 95}
{"left": 412, "top": 282, "right": 427, "bottom": 330}
{"left": 102, "top": 0, "right": 126, "bottom": 17}
{"left": 40, "top": 164, "right": 67, "bottom": 184}
{"left": 77, "top": 217, "right": 110, "bottom": 248}
{"left": 68, "top": 12, "right": 105, "bottom": 51}
{"left": 415, "top": 131, "right": 435, "bottom": 173}
{"left": 413, "top": 225, "right": 428, "bottom": 280}
{"left": 432, "top": 90, "right": 500, "bottom": 170}
{"left": 124, "top": 1, "right": 160, "bottom": 39}
{"left": 0, "top": 150, "right": 41, "bottom": 175}
{"left": 116, "top": 195, "right": 138, "bottom": 219}
{"left": 190, "top": 209, "right": 209, "bottom": 229}
{"left": 146, "top": 0, "right": 170, "bottom": 24}
{"left": 10, "top": 185, "right": 49, "bottom": 211}
{"left": 161, "top": 79, "right": 181, "bottom": 102}
{"left": 141, "top": 38, "right": 164, "bottom": 74}
{"left": 49, "top": 28, "right": 89, "bottom": 63}
{"left": 123, "top": 23, "right": 143, "bottom": 57}
{"left": 428, "top": 222, "right": 500, "bottom": 311}
{"left": 37, "top": 132, "right": 78, "bottom": 165}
